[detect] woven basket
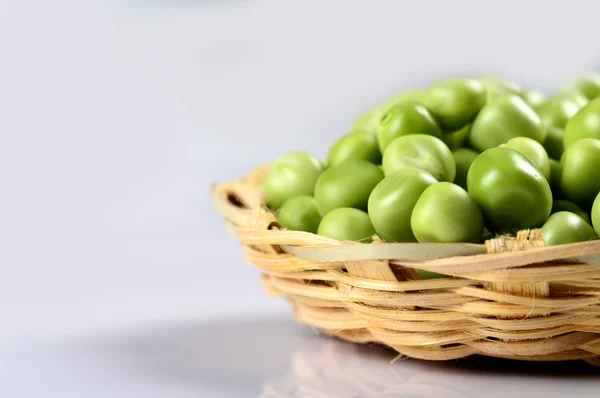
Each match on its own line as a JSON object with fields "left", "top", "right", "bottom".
{"left": 213, "top": 165, "right": 600, "bottom": 364}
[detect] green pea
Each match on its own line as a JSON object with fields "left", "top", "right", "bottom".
{"left": 560, "top": 138, "right": 600, "bottom": 210}
{"left": 452, "top": 148, "right": 479, "bottom": 190}
{"left": 537, "top": 95, "right": 582, "bottom": 131}
{"left": 264, "top": 151, "right": 323, "bottom": 209}
{"left": 469, "top": 94, "right": 545, "bottom": 152}
{"left": 422, "top": 77, "right": 487, "bottom": 131}
{"left": 411, "top": 182, "right": 484, "bottom": 243}
{"left": 276, "top": 196, "right": 321, "bottom": 233}
{"left": 368, "top": 168, "right": 438, "bottom": 242}
{"left": 479, "top": 76, "right": 522, "bottom": 100}
{"left": 314, "top": 160, "right": 384, "bottom": 216}
{"left": 501, "top": 136, "right": 551, "bottom": 180}
{"left": 444, "top": 124, "right": 471, "bottom": 150}
{"left": 542, "top": 127, "right": 565, "bottom": 160}
{"left": 565, "top": 91, "right": 589, "bottom": 108}
{"left": 551, "top": 200, "right": 591, "bottom": 225}
{"left": 382, "top": 134, "right": 455, "bottom": 182}
{"left": 522, "top": 89, "right": 546, "bottom": 109}
{"left": 563, "top": 98, "right": 600, "bottom": 148}
{"left": 385, "top": 89, "right": 426, "bottom": 109}
{"left": 351, "top": 105, "right": 384, "bottom": 135}
{"left": 327, "top": 132, "right": 381, "bottom": 166}
{"left": 317, "top": 208, "right": 375, "bottom": 242}
{"left": 592, "top": 192, "right": 600, "bottom": 236}
{"left": 561, "top": 73, "right": 600, "bottom": 100}
{"left": 549, "top": 158, "right": 562, "bottom": 197}
{"left": 541, "top": 212, "right": 597, "bottom": 246}
{"left": 377, "top": 101, "right": 443, "bottom": 152}
{"left": 467, "top": 147, "right": 552, "bottom": 233}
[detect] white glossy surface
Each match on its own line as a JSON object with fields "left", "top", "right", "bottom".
{"left": 1, "top": 0, "right": 599, "bottom": 396}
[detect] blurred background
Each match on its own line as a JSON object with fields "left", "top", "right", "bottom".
{"left": 1, "top": 0, "right": 599, "bottom": 396}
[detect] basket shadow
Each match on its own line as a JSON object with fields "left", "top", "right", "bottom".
{"left": 75, "top": 313, "right": 599, "bottom": 397}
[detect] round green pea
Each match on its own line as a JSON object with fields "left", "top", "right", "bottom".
{"left": 422, "top": 77, "right": 487, "bottom": 131}
{"left": 327, "top": 132, "right": 381, "bottom": 166}
{"left": 467, "top": 147, "right": 552, "bottom": 233}
{"left": 368, "top": 168, "right": 438, "bottom": 242}
{"left": 452, "top": 148, "right": 479, "bottom": 190}
{"left": 565, "top": 91, "right": 589, "bottom": 108}
{"left": 551, "top": 200, "right": 591, "bottom": 225}
{"left": 385, "top": 89, "right": 426, "bottom": 109}
{"left": 377, "top": 101, "right": 443, "bottom": 152}
{"left": 592, "top": 192, "right": 600, "bottom": 236}
{"left": 561, "top": 73, "right": 600, "bottom": 100}
{"left": 560, "top": 138, "right": 600, "bottom": 210}
{"left": 444, "top": 124, "right": 471, "bottom": 150}
{"left": 317, "top": 208, "right": 375, "bottom": 242}
{"left": 314, "top": 160, "right": 384, "bottom": 216}
{"left": 276, "top": 196, "right": 321, "bottom": 234}
{"left": 563, "top": 98, "right": 600, "bottom": 148}
{"left": 382, "top": 134, "right": 455, "bottom": 182}
{"left": 522, "top": 89, "right": 546, "bottom": 109}
{"left": 542, "top": 127, "right": 565, "bottom": 160}
{"left": 537, "top": 95, "right": 582, "bottom": 130}
{"left": 351, "top": 105, "right": 384, "bottom": 135}
{"left": 411, "top": 182, "right": 484, "bottom": 243}
{"left": 469, "top": 94, "right": 546, "bottom": 152}
{"left": 264, "top": 151, "right": 323, "bottom": 209}
{"left": 501, "top": 136, "right": 551, "bottom": 180}
{"left": 549, "top": 158, "right": 562, "bottom": 197}
{"left": 541, "top": 211, "right": 597, "bottom": 246}
{"left": 479, "top": 76, "right": 522, "bottom": 100}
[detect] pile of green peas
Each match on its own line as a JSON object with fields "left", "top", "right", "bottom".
{"left": 264, "top": 73, "right": 600, "bottom": 257}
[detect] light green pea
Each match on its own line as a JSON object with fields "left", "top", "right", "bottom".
{"left": 264, "top": 151, "right": 323, "bottom": 209}
{"left": 277, "top": 196, "right": 321, "bottom": 233}
{"left": 541, "top": 211, "right": 597, "bottom": 246}
{"left": 317, "top": 208, "right": 375, "bottom": 242}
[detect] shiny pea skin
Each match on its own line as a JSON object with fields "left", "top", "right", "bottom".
{"left": 277, "top": 196, "right": 321, "bottom": 233}
{"left": 314, "top": 160, "right": 384, "bottom": 216}
{"left": 469, "top": 94, "right": 545, "bottom": 152}
{"left": 317, "top": 207, "right": 375, "bottom": 242}
{"left": 452, "top": 148, "right": 479, "bottom": 190}
{"left": 382, "top": 134, "right": 455, "bottom": 182}
{"left": 592, "top": 192, "right": 600, "bottom": 236}
{"left": 541, "top": 211, "right": 597, "bottom": 246}
{"left": 368, "top": 168, "right": 438, "bottom": 242}
{"left": 467, "top": 147, "right": 552, "bottom": 233}
{"left": 327, "top": 132, "right": 381, "bottom": 166}
{"left": 542, "top": 127, "right": 565, "bottom": 160}
{"left": 522, "top": 89, "right": 546, "bottom": 109}
{"left": 351, "top": 105, "right": 384, "bottom": 135}
{"left": 377, "top": 101, "right": 443, "bottom": 152}
{"left": 536, "top": 95, "right": 582, "bottom": 130}
{"left": 411, "top": 182, "right": 484, "bottom": 243}
{"left": 565, "top": 91, "right": 589, "bottom": 108}
{"left": 560, "top": 138, "right": 600, "bottom": 209}
{"left": 422, "top": 77, "right": 487, "bottom": 131}
{"left": 501, "top": 136, "right": 551, "bottom": 180}
{"left": 264, "top": 151, "right": 323, "bottom": 209}
{"left": 563, "top": 98, "right": 600, "bottom": 148}
{"left": 444, "top": 124, "right": 471, "bottom": 150}
{"left": 551, "top": 200, "right": 591, "bottom": 225}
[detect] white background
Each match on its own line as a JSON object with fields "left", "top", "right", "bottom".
{"left": 1, "top": 0, "right": 599, "bottom": 396}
